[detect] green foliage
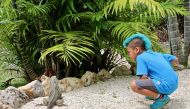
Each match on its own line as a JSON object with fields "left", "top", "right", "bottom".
{"left": 56, "top": 11, "right": 96, "bottom": 31}
{"left": 104, "top": 0, "right": 187, "bottom": 17}
{"left": 0, "top": 0, "right": 187, "bottom": 79}
{"left": 39, "top": 30, "right": 95, "bottom": 66}
{"left": 0, "top": 67, "right": 27, "bottom": 90}
{"left": 17, "top": 0, "right": 55, "bottom": 17}
{"left": 106, "top": 21, "right": 148, "bottom": 41}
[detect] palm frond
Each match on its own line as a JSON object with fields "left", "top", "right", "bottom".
{"left": 56, "top": 11, "right": 104, "bottom": 31}
{"left": 17, "top": 0, "right": 55, "bottom": 17}
{"left": 0, "top": 0, "right": 17, "bottom": 19}
{"left": 160, "top": 2, "right": 187, "bottom": 16}
{"left": 39, "top": 30, "right": 94, "bottom": 66}
{"left": 105, "top": 21, "right": 162, "bottom": 51}
{"left": 0, "top": 0, "right": 12, "bottom": 8}
{"left": 137, "top": 2, "right": 187, "bottom": 22}
{"left": 103, "top": 0, "right": 187, "bottom": 19}
{"left": 106, "top": 21, "right": 149, "bottom": 41}
{"left": 0, "top": 20, "right": 24, "bottom": 67}
{"left": 67, "top": 0, "right": 77, "bottom": 13}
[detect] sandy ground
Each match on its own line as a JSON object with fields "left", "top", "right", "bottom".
{"left": 19, "top": 69, "right": 190, "bottom": 109}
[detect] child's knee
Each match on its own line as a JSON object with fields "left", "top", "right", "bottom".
{"left": 130, "top": 80, "right": 137, "bottom": 91}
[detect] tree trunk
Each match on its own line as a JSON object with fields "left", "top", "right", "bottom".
{"left": 184, "top": 0, "right": 190, "bottom": 66}
{"left": 17, "top": 42, "right": 38, "bottom": 81}
{"left": 167, "top": 16, "right": 183, "bottom": 63}
{"left": 12, "top": 0, "right": 38, "bottom": 81}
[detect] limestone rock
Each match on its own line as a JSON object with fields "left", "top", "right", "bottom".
{"left": 0, "top": 86, "right": 29, "bottom": 108}
{"left": 110, "top": 65, "right": 132, "bottom": 77}
{"left": 41, "top": 75, "right": 84, "bottom": 95}
{"left": 18, "top": 80, "right": 45, "bottom": 98}
{"left": 2, "top": 104, "right": 14, "bottom": 109}
{"left": 58, "top": 77, "right": 84, "bottom": 93}
{"left": 0, "top": 96, "right": 11, "bottom": 109}
{"left": 97, "top": 69, "right": 112, "bottom": 81}
{"left": 81, "top": 71, "right": 98, "bottom": 87}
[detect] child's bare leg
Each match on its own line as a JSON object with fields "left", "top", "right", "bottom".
{"left": 130, "top": 80, "right": 159, "bottom": 99}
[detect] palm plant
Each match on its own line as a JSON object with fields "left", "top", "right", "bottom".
{"left": 0, "top": 0, "right": 55, "bottom": 81}
{"left": 44, "top": 0, "right": 186, "bottom": 75}
{"left": 0, "top": 0, "right": 187, "bottom": 80}
{"left": 39, "top": 30, "right": 94, "bottom": 66}
{"left": 102, "top": 0, "right": 186, "bottom": 51}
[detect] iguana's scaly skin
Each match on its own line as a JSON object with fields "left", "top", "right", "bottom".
{"left": 47, "top": 76, "right": 62, "bottom": 109}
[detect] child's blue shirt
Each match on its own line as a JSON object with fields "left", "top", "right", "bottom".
{"left": 136, "top": 50, "right": 178, "bottom": 94}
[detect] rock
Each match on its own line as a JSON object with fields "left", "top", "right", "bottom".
{"left": 41, "top": 75, "right": 84, "bottom": 95}
{"left": 97, "top": 69, "right": 112, "bottom": 81}
{"left": 81, "top": 71, "right": 98, "bottom": 87}
{"left": 18, "top": 80, "right": 45, "bottom": 98}
{"left": 0, "top": 86, "right": 29, "bottom": 108}
{"left": 110, "top": 65, "right": 132, "bottom": 77}
{"left": 3, "top": 104, "right": 14, "bottom": 109}
{"left": 0, "top": 100, "right": 13, "bottom": 109}
{"left": 58, "top": 77, "right": 84, "bottom": 93}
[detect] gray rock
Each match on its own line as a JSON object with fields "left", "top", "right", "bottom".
{"left": 97, "top": 69, "right": 112, "bottom": 81}
{"left": 18, "top": 80, "right": 45, "bottom": 98}
{"left": 81, "top": 71, "right": 98, "bottom": 87}
{"left": 111, "top": 65, "right": 132, "bottom": 77}
{"left": 0, "top": 86, "right": 29, "bottom": 108}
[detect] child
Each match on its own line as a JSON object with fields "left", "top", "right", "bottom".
{"left": 123, "top": 33, "right": 178, "bottom": 109}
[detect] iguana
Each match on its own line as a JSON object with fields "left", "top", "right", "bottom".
{"left": 47, "top": 76, "right": 62, "bottom": 109}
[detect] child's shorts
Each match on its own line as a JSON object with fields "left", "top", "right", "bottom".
{"left": 135, "top": 79, "right": 158, "bottom": 92}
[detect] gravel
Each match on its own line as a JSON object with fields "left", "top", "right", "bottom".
{"left": 19, "top": 69, "right": 190, "bottom": 109}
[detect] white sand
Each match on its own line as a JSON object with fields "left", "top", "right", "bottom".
{"left": 19, "top": 69, "right": 190, "bottom": 109}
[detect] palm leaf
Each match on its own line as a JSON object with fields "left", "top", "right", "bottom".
{"left": 103, "top": 0, "right": 187, "bottom": 20}
{"left": 17, "top": 0, "right": 55, "bottom": 17}
{"left": 105, "top": 21, "right": 162, "bottom": 51}
{"left": 56, "top": 11, "right": 96, "bottom": 31}
{"left": 106, "top": 21, "right": 148, "bottom": 41}
{"left": 39, "top": 30, "right": 95, "bottom": 66}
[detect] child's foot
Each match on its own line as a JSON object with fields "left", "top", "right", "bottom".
{"left": 145, "top": 96, "right": 155, "bottom": 100}
{"left": 149, "top": 95, "right": 170, "bottom": 109}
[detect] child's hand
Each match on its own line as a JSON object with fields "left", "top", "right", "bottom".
{"left": 171, "top": 58, "right": 179, "bottom": 68}
{"left": 171, "top": 58, "right": 185, "bottom": 71}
